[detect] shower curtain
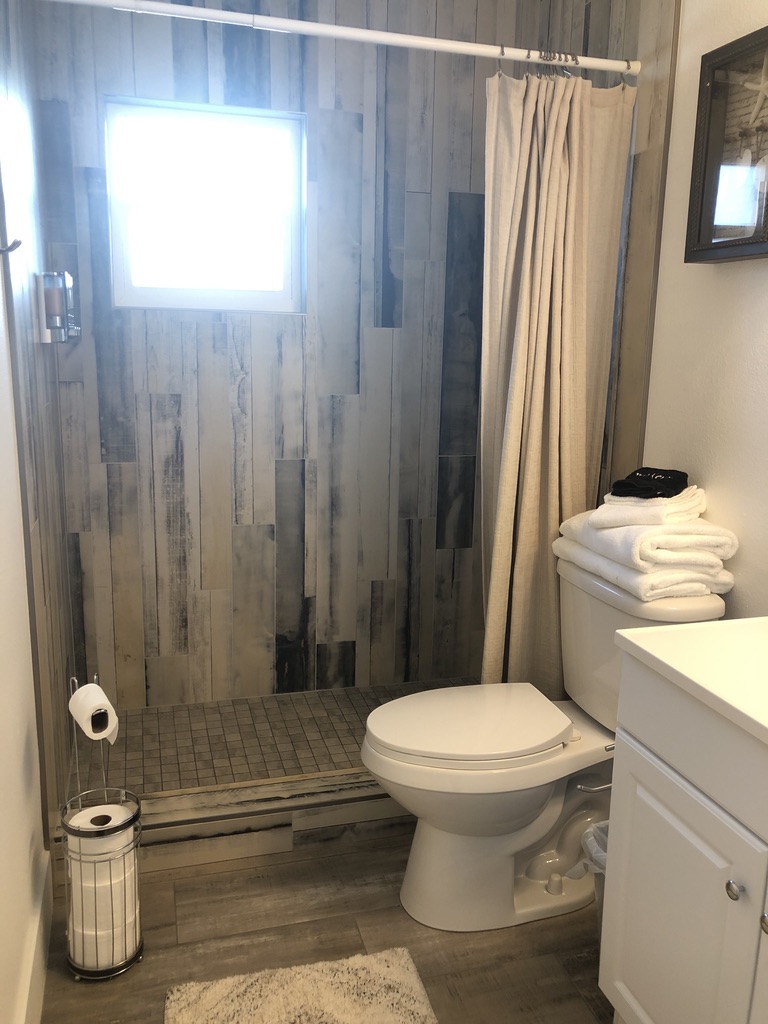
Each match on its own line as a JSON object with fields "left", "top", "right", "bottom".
{"left": 480, "top": 72, "right": 636, "bottom": 698}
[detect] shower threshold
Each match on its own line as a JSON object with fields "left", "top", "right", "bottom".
{"left": 67, "top": 680, "right": 474, "bottom": 873}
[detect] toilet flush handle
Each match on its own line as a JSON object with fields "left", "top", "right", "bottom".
{"left": 576, "top": 782, "right": 612, "bottom": 793}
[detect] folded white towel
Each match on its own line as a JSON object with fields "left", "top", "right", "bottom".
{"left": 604, "top": 483, "right": 702, "bottom": 507}
{"left": 552, "top": 537, "right": 734, "bottom": 601}
{"left": 559, "top": 510, "right": 738, "bottom": 573}
{"left": 589, "top": 486, "right": 707, "bottom": 528}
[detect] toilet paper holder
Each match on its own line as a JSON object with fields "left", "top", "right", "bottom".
{"left": 64, "top": 679, "right": 142, "bottom": 979}
{"left": 61, "top": 788, "right": 143, "bottom": 980}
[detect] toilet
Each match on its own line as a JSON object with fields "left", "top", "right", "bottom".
{"left": 361, "top": 558, "right": 725, "bottom": 931}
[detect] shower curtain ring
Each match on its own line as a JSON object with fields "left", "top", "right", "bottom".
{"left": 498, "top": 44, "right": 505, "bottom": 75}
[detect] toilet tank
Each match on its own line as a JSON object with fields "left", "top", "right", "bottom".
{"left": 557, "top": 559, "right": 725, "bottom": 730}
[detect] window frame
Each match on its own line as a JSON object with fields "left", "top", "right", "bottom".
{"left": 104, "top": 96, "right": 306, "bottom": 313}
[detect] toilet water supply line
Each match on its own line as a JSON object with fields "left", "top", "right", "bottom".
{"left": 42, "top": 0, "right": 641, "bottom": 78}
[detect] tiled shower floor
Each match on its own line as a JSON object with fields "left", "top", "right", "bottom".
{"left": 71, "top": 679, "right": 475, "bottom": 797}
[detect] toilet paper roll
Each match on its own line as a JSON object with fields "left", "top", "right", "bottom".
{"left": 68, "top": 912, "right": 141, "bottom": 971}
{"left": 69, "top": 847, "right": 137, "bottom": 890}
{"left": 68, "top": 854, "right": 138, "bottom": 934}
{"left": 66, "top": 804, "right": 136, "bottom": 854}
{"left": 69, "top": 846, "right": 137, "bottom": 886}
{"left": 68, "top": 682, "right": 119, "bottom": 744}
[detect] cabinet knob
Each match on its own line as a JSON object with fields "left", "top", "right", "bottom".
{"left": 761, "top": 914, "right": 768, "bottom": 936}
{"left": 725, "top": 880, "right": 745, "bottom": 901}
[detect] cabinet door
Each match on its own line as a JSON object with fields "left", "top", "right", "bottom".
{"left": 749, "top": 901, "right": 768, "bottom": 1023}
{"left": 599, "top": 731, "right": 768, "bottom": 1024}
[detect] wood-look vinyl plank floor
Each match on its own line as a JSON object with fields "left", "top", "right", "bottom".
{"left": 173, "top": 843, "right": 410, "bottom": 944}
{"left": 41, "top": 834, "right": 614, "bottom": 1024}
{"left": 427, "top": 955, "right": 605, "bottom": 1024}
{"left": 354, "top": 902, "right": 602, "bottom": 975}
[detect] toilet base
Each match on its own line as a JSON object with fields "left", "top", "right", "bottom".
{"left": 399, "top": 787, "right": 608, "bottom": 932}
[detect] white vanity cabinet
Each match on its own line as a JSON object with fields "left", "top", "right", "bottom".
{"left": 598, "top": 617, "right": 768, "bottom": 1024}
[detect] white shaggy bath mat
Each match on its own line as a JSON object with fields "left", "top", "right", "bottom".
{"left": 164, "top": 947, "right": 438, "bottom": 1024}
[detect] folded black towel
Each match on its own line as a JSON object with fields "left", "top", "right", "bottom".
{"left": 610, "top": 467, "right": 688, "bottom": 499}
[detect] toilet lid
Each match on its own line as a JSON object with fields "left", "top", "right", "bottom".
{"left": 365, "top": 684, "right": 574, "bottom": 765}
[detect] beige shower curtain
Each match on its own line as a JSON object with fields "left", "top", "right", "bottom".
{"left": 480, "top": 73, "right": 636, "bottom": 698}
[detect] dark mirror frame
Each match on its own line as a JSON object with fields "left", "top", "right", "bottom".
{"left": 685, "top": 25, "right": 768, "bottom": 263}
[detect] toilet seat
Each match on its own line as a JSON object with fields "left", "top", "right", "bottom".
{"left": 365, "top": 683, "right": 575, "bottom": 770}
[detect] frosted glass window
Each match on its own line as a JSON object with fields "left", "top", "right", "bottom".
{"left": 105, "top": 98, "right": 305, "bottom": 312}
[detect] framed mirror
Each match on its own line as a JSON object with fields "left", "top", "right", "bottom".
{"left": 685, "top": 26, "right": 768, "bottom": 263}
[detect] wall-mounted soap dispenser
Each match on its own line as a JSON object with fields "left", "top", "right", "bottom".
{"left": 36, "top": 271, "right": 80, "bottom": 343}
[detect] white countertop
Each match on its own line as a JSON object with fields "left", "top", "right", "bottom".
{"left": 615, "top": 616, "right": 768, "bottom": 747}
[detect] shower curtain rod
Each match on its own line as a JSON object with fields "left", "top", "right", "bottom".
{"left": 43, "top": 0, "right": 641, "bottom": 77}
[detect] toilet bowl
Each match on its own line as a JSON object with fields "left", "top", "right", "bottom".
{"left": 361, "top": 560, "right": 726, "bottom": 932}
{"left": 362, "top": 685, "right": 614, "bottom": 930}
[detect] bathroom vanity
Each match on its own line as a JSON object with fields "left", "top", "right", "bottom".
{"left": 599, "top": 617, "right": 768, "bottom": 1024}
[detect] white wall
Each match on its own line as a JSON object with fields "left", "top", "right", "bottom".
{"left": 0, "top": 292, "right": 51, "bottom": 1020}
{"left": 644, "top": 0, "right": 768, "bottom": 618}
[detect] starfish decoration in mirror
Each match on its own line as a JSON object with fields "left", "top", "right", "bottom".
{"left": 744, "top": 47, "right": 768, "bottom": 126}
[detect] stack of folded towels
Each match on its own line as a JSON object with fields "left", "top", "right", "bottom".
{"left": 552, "top": 467, "right": 738, "bottom": 601}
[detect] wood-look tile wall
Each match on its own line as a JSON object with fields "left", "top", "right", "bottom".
{"left": 31, "top": 0, "right": 641, "bottom": 709}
